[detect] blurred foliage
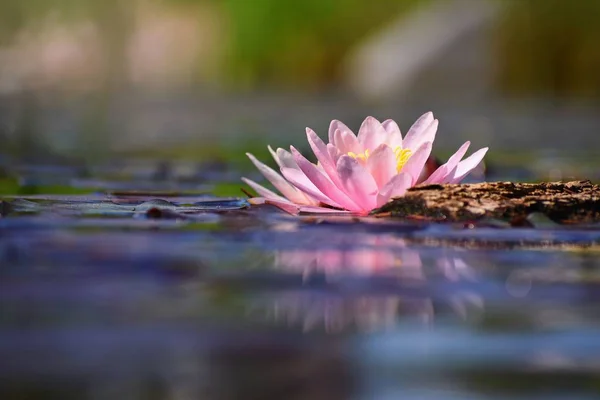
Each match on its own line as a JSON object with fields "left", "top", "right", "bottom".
{"left": 213, "top": 0, "right": 425, "bottom": 89}
{"left": 1, "top": 0, "right": 600, "bottom": 95}
{"left": 0, "top": 0, "right": 132, "bottom": 93}
{"left": 496, "top": 0, "right": 600, "bottom": 97}
{"left": 0, "top": 177, "right": 93, "bottom": 195}
{"left": 0, "top": 0, "right": 427, "bottom": 90}
{"left": 0, "top": 0, "right": 127, "bottom": 41}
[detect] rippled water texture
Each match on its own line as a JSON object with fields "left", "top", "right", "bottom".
{"left": 2, "top": 161, "right": 600, "bottom": 400}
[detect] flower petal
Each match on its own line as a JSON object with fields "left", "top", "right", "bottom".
{"left": 444, "top": 165, "right": 458, "bottom": 184}
{"left": 241, "top": 177, "right": 288, "bottom": 202}
{"left": 376, "top": 172, "right": 412, "bottom": 206}
{"left": 291, "top": 146, "right": 362, "bottom": 212}
{"left": 357, "top": 116, "right": 388, "bottom": 151}
{"left": 336, "top": 155, "right": 379, "bottom": 213}
{"left": 418, "top": 154, "right": 441, "bottom": 183}
{"left": 401, "top": 142, "right": 433, "bottom": 185}
{"left": 423, "top": 141, "right": 470, "bottom": 184}
{"left": 299, "top": 206, "right": 351, "bottom": 214}
{"left": 402, "top": 112, "right": 436, "bottom": 151}
{"left": 448, "top": 147, "right": 489, "bottom": 183}
{"left": 264, "top": 198, "right": 301, "bottom": 214}
{"left": 281, "top": 167, "right": 341, "bottom": 208}
{"left": 246, "top": 152, "right": 313, "bottom": 204}
{"left": 267, "top": 146, "right": 285, "bottom": 170}
{"left": 328, "top": 120, "right": 354, "bottom": 146}
{"left": 306, "top": 128, "right": 334, "bottom": 166}
{"left": 382, "top": 119, "right": 403, "bottom": 149}
{"left": 272, "top": 147, "right": 299, "bottom": 170}
{"left": 334, "top": 129, "right": 362, "bottom": 154}
{"left": 268, "top": 146, "right": 283, "bottom": 169}
{"left": 306, "top": 128, "right": 343, "bottom": 187}
{"left": 366, "top": 144, "right": 397, "bottom": 189}
{"left": 327, "top": 143, "right": 341, "bottom": 163}
{"left": 248, "top": 196, "right": 301, "bottom": 214}
{"left": 248, "top": 197, "right": 300, "bottom": 215}
{"left": 409, "top": 119, "right": 438, "bottom": 154}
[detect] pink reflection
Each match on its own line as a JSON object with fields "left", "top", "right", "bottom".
{"left": 273, "top": 236, "right": 423, "bottom": 278}
{"left": 256, "top": 236, "right": 483, "bottom": 333}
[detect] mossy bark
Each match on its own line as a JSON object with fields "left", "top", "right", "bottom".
{"left": 372, "top": 180, "right": 600, "bottom": 224}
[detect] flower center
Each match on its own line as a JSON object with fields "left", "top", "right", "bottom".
{"left": 348, "top": 147, "right": 412, "bottom": 171}
{"left": 394, "top": 146, "right": 412, "bottom": 172}
{"left": 347, "top": 149, "right": 370, "bottom": 164}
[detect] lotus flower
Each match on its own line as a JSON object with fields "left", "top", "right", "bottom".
{"left": 242, "top": 112, "right": 488, "bottom": 215}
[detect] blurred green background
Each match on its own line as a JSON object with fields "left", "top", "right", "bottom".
{"left": 0, "top": 0, "right": 599, "bottom": 167}
{"left": 3, "top": 0, "right": 599, "bottom": 93}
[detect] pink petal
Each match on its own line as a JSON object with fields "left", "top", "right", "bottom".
{"left": 401, "top": 142, "right": 433, "bottom": 185}
{"left": 424, "top": 165, "right": 453, "bottom": 186}
{"left": 336, "top": 155, "right": 379, "bottom": 212}
{"left": 241, "top": 177, "right": 288, "bottom": 202}
{"left": 281, "top": 167, "right": 342, "bottom": 208}
{"left": 443, "top": 165, "right": 458, "bottom": 184}
{"left": 273, "top": 147, "right": 299, "bottom": 170}
{"left": 382, "top": 119, "right": 403, "bottom": 149}
{"left": 366, "top": 144, "right": 397, "bottom": 189}
{"left": 423, "top": 141, "right": 470, "bottom": 184}
{"left": 417, "top": 154, "right": 442, "bottom": 183}
{"left": 408, "top": 119, "right": 438, "bottom": 154}
{"left": 306, "top": 128, "right": 343, "bottom": 187}
{"left": 448, "top": 147, "right": 489, "bottom": 183}
{"left": 328, "top": 119, "right": 354, "bottom": 146}
{"left": 248, "top": 196, "right": 300, "bottom": 215}
{"left": 291, "top": 146, "right": 362, "bottom": 212}
{"left": 465, "top": 158, "right": 486, "bottom": 181}
{"left": 327, "top": 143, "right": 341, "bottom": 163}
{"left": 298, "top": 206, "right": 351, "bottom": 214}
{"left": 357, "top": 116, "right": 388, "bottom": 151}
{"left": 268, "top": 146, "right": 284, "bottom": 169}
{"left": 376, "top": 172, "right": 412, "bottom": 206}
{"left": 334, "top": 129, "right": 362, "bottom": 154}
{"left": 402, "top": 112, "right": 436, "bottom": 151}
{"left": 260, "top": 197, "right": 301, "bottom": 214}
{"left": 306, "top": 128, "right": 334, "bottom": 166}
{"left": 247, "top": 197, "right": 266, "bottom": 205}
{"left": 246, "top": 153, "right": 314, "bottom": 204}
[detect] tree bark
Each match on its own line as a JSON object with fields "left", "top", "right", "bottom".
{"left": 373, "top": 180, "right": 600, "bottom": 224}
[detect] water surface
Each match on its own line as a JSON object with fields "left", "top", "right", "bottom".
{"left": 1, "top": 160, "right": 600, "bottom": 400}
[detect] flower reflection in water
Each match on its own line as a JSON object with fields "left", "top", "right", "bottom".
{"left": 253, "top": 235, "right": 483, "bottom": 333}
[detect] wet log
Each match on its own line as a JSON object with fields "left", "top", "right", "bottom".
{"left": 373, "top": 180, "right": 600, "bottom": 224}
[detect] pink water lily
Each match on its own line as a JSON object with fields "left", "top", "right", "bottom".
{"left": 242, "top": 112, "right": 488, "bottom": 215}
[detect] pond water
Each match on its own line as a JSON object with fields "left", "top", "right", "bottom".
{"left": 1, "top": 160, "right": 600, "bottom": 400}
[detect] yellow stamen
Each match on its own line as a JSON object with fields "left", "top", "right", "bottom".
{"left": 348, "top": 149, "right": 370, "bottom": 163}
{"left": 394, "top": 146, "right": 412, "bottom": 172}
{"left": 348, "top": 146, "right": 411, "bottom": 171}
